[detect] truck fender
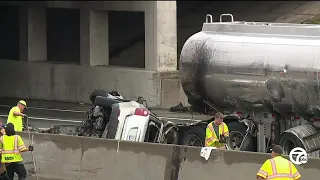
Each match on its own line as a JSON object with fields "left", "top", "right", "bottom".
{"left": 225, "top": 119, "right": 256, "bottom": 151}
{"left": 239, "top": 119, "right": 254, "bottom": 133}
{"left": 225, "top": 117, "right": 253, "bottom": 133}
{"left": 279, "top": 124, "right": 320, "bottom": 158}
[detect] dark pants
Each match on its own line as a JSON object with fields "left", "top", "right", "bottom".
{"left": 4, "top": 162, "right": 27, "bottom": 180}
{"left": 0, "top": 172, "right": 9, "bottom": 180}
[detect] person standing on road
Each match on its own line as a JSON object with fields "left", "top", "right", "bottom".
{"left": 257, "top": 145, "right": 301, "bottom": 180}
{"left": 205, "top": 112, "right": 229, "bottom": 149}
{"left": 7, "top": 101, "right": 27, "bottom": 132}
{"left": 0, "top": 123, "right": 33, "bottom": 180}
{"left": 0, "top": 118, "right": 5, "bottom": 136}
{"left": 0, "top": 119, "right": 6, "bottom": 180}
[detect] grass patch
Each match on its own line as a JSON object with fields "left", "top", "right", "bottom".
{"left": 302, "top": 19, "right": 320, "bottom": 24}
{"left": 302, "top": 15, "right": 320, "bottom": 24}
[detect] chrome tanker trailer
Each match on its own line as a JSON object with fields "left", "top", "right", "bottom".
{"left": 179, "top": 14, "right": 320, "bottom": 158}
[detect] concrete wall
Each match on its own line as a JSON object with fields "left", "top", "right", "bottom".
{"left": 0, "top": 59, "right": 186, "bottom": 109}
{"left": 0, "top": 60, "right": 187, "bottom": 108}
{"left": 0, "top": 60, "right": 162, "bottom": 107}
{"left": 18, "top": 132, "right": 320, "bottom": 180}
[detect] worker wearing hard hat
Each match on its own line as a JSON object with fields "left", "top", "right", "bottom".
{"left": 257, "top": 145, "right": 301, "bottom": 180}
{"left": 7, "top": 100, "right": 28, "bottom": 132}
{"left": 205, "top": 112, "right": 229, "bottom": 149}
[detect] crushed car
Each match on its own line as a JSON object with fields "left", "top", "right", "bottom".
{"left": 27, "top": 90, "right": 178, "bottom": 144}
{"left": 27, "top": 90, "right": 219, "bottom": 147}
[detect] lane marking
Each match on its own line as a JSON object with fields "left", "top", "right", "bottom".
{"left": 0, "top": 115, "right": 82, "bottom": 123}
{"left": 0, "top": 105, "right": 86, "bottom": 113}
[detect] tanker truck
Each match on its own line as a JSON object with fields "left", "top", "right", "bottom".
{"left": 179, "top": 13, "right": 320, "bottom": 158}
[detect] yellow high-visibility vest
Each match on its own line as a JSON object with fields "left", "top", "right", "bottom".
{"left": 205, "top": 122, "right": 229, "bottom": 148}
{"left": 0, "top": 135, "right": 27, "bottom": 163}
{"left": 7, "top": 106, "right": 23, "bottom": 132}
{"left": 257, "top": 156, "right": 301, "bottom": 180}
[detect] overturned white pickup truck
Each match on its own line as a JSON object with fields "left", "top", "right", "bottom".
{"left": 39, "top": 90, "right": 205, "bottom": 146}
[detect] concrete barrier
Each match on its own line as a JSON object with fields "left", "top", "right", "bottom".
{"left": 15, "top": 132, "right": 320, "bottom": 180}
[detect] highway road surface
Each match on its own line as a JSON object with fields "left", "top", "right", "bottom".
{"left": 0, "top": 98, "right": 210, "bottom": 129}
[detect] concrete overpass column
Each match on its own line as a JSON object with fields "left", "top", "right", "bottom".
{"left": 19, "top": 7, "right": 47, "bottom": 61}
{"left": 80, "top": 8, "right": 109, "bottom": 66}
{"left": 145, "top": 1, "right": 177, "bottom": 71}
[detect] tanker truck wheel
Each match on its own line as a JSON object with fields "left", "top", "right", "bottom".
{"left": 226, "top": 121, "right": 248, "bottom": 150}
{"left": 279, "top": 132, "right": 304, "bottom": 155}
{"left": 179, "top": 126, "right": 205, "bottom": 147}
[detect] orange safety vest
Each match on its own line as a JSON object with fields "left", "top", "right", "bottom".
{"left": 257, "top": 156, "right": 301, "bottom": 180}
{"left": 205, "top": 122, "right": 229, "bottom": 148}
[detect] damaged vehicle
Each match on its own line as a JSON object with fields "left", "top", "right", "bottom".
{"left": 34, "top": 89, "right": 210, "bottom": 147}
{"left": 33, "top": 90, "right": 177, "bottom": 144}
{"left": 79, "top": 90, "right": 206, "bottom": 145}
{"left": 78, "top": 90, "right": 168, "bottom": 143}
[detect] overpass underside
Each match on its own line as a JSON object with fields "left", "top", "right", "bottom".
{"left": 0, "top": 1, "right": 319, "bottom": 109}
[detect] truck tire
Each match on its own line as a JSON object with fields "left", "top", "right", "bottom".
{"left": 179, "top": 126, "right": 205, "bottom": 147}
{"left": 90, "top": 89, "right": 107, "bottom": 104}
{"left": 227, "top": 121, "right": 247, "bottom": 135}
{"left": 227, "top": 121, "right": 249, "bottom": 150}
{"left": 279, "top": 132, "right": 305, "bottom": 155}
{"left": 239, "top": 133, "right": 257, "bottom": 152}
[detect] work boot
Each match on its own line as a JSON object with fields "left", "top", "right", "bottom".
{"left": 0, "top": 173, "right": 9, "bottom": 180}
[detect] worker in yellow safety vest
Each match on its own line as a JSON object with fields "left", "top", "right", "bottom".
{"left": 0, "top": 121, "right": 6, "bottom": 179}
{"left": 205, "top": 112, "right": 229, "bottom": 149}
{"left": 0, "top": 123, "right": 33, "bottom": 180}
{"left": 7, "top": 100, "right": 28, "bottom": 132}
{"left": 257, "top": 145, "right": 301, "bottom": 180}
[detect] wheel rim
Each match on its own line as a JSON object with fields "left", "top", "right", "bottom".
{"left": 184, "top": 135, "right": 203, "bottom": 147}
{"left": 228, "top": 131, "right": 244, "bottom": 150}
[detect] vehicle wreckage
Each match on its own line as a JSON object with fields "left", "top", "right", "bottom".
{"left": 27, "top": 90, "right": 209, "bottom": 147}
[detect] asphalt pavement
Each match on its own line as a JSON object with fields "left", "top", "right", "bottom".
{"left": 0, "top": 97, "right": 211, "bottom": 129}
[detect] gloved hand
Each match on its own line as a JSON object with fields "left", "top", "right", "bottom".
{"left": 219, "top": 134, "right": 227, "bottom": 143}
{"left": 28, "top": 145, "right": 34, "bottom": 151}
{"left": 218, "top": 138, "right": 226, "bottom": 143}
